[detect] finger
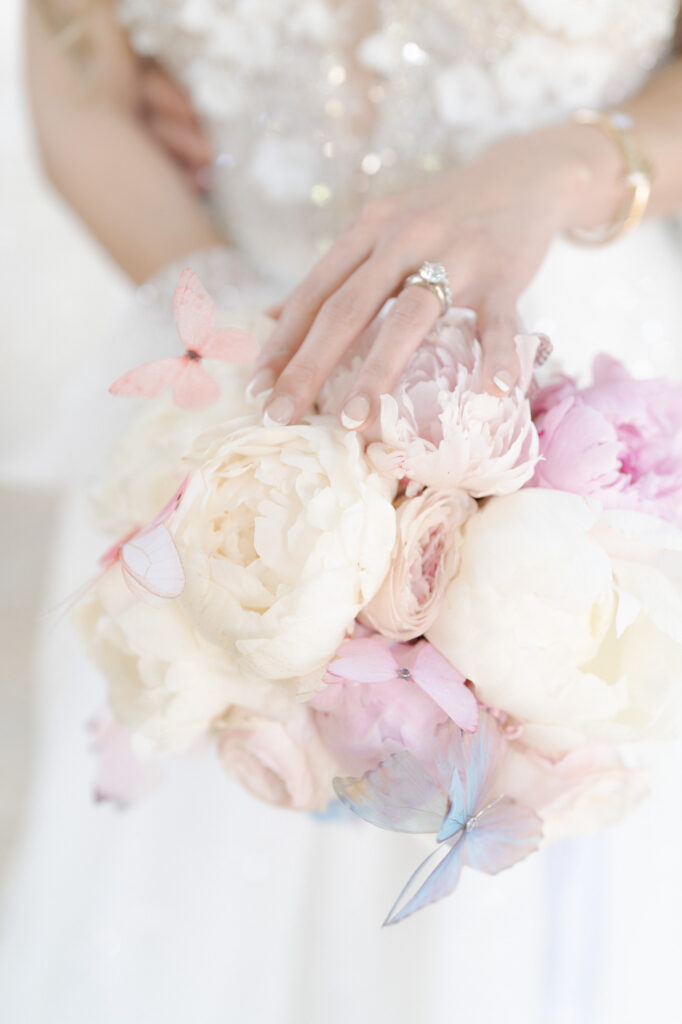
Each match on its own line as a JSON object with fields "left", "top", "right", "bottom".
{"left": 338, "top": 283, "right": 442, "bottom": 430}
{"left": 140, "top": 64, "right": 199, "bottom": 123}
{"left": 247, "top": 228, "right": 375, "bottom": 397}
{"left": 262, "top": 253, "right": 407, "bottom": 425}
{"left": 477, "top": 293, "right": 522, "bottom": 396}
{"left": 147, "top": 114, "right": 213, "bottom": 169}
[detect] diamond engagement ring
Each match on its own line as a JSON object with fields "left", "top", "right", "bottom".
{"left": 403, "top": 261, "right": 452, "bottom": 315}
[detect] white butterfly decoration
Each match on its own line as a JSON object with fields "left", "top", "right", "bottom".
{"left": 100, "top": 478, "right": 187, "bottom": 602}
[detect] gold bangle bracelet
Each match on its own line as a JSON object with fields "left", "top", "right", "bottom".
{"left": 566, "top": 109, "right": 653, "bottom": 245}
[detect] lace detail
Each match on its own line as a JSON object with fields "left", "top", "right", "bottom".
{"left": 117, "top": 0, "right": 678, "bottom": 287}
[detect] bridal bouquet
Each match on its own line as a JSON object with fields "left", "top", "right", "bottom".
{"left": 78, "top": 270, "right": 682, "bottom": 924}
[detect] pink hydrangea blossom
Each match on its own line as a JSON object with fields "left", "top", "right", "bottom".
{"left": 531, "top": 355, "right": 682, "bottom": 526}
{"left": 311, "top": 635, "right": 477, "bottom": 776}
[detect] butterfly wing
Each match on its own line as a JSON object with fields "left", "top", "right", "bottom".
{"left": 463, "top": 796, "right": 543, "bottom": 876}
{"left": 200, "top": 327, "right": 259, "bottom": 364}
{"left": 120, "top": 522, "right": 185, "bottom": 600}
{"left": 411, "top": 643, "right": 479, "bottom": 732}
{"left": 145, "top": 476, "right": 189, "bottom": 531}
{"left": 437, "top": 714, "right": 503, "bottom": 841}
{"left": 333, "top": 750, "right": 447, "bottom": 834}
{"left": 327, "top": 637, "right": 398, "bottom": 683}
{"left": 173, "top": 267, "right": 258, "bottom": 362}
{"left": 384, "top": 836, "right": 465, "bottom": 927}
{"left": 172, "top": 360, "right": 221, "bottom": 409}
{"left": 173, "top": 268, "right": 217, "bottom": 351}
{"left": 109, "top": 357, "right": 183, "bottom": 398}
{"left": 461, "top": 714, "right": 503, "bottom": 813}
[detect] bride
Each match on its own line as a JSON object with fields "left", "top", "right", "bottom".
{"left": 3, "top": 1, "right": 682, "bottom": 1021}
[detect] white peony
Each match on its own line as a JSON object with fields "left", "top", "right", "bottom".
{"left": 77, "top": 566, "right": 282, "bottom": 755}
{"left": 173, "top": 415, "right": 397, "bottom": 680}
{"left": 427, "top": 489, "right": 682, "bottom": 756}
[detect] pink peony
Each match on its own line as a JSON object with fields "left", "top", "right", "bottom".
{"left": 311, "top": 635, "right": 477, "bottom": 776}
{"left": 531, "top": 355, "right": 682, "bottom": 526}
{"left": 216, "top": 703, "right": 336, "bottom": 812}
{"left": 359, "top": 487, "right": 476, "bottom": 640}
{"left": 367, "top": 310, "right": 540, "bottom": 496}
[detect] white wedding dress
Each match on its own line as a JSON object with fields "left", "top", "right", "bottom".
{"left": 2, "top": 2, "right": 682, "bottom": 1022}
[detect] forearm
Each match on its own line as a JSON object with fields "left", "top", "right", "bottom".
{"left": 26, "top": 5, "right": 222, "bottom": 283}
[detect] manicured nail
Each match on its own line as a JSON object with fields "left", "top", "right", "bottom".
{"left": 492, "top": 371, "right": 513, "bottom": 394}
{"left": 247, "top": 367, "right": 275, "bottom": 398}
{"left": 340, "top": 393, "right": 371, "bottom": 430}
{"left": 263, "top": 394, "right": 294, "bottom": 426}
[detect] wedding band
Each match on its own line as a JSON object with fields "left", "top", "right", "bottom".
{"left": 402, "top": 261, "right": 452, "bottom": 315}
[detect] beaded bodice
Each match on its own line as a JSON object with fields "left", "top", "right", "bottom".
{"left": 118, "top": 0, "right": 678, "bottom": 287}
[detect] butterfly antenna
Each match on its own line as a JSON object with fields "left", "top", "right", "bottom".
{"left": 41, "top": 571, "right": 102, "bottom": 629}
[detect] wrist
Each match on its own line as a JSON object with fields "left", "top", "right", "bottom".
{"left": 526, "top": 120, "right": 629, "bottom": 233}
{"left": 483, "top": 121, "right": 628, "bottom": 235}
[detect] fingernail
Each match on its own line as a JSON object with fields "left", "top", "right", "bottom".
{"left": 492, "top": 371, "right": 513, "bottom": 395}
{"left": 340, "top": 393, "right": 370, "bottom": 430}
{"left": 263, "top": 394, "right": 295, "bottom": 426}
{"left": 247, "top": 367, "right": 275, "bottom": 398}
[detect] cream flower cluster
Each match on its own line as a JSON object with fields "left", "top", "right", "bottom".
{"left": 80, "top": 291, "right": 682, "bottom": 846}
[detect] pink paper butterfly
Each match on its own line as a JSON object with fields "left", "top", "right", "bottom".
{"left": 327, "top": 636, "right": 479, "bottom": 733}
{"left": 101, "top": 478, "right": 188, "bottom": 601}
{"left": 109, "top": 269, "right": 259, "bottom": 409}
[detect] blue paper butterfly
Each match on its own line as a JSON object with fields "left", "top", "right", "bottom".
{"left": 333, "top": 715, "right": 543, "bottom": 925}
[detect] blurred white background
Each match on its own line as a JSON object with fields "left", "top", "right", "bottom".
{"left": 0, "top": 0, "right": 129, "bottom": 882}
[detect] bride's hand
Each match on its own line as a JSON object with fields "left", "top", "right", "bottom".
{"left": 251, "top": 123, "right": 623, "bottom": 430}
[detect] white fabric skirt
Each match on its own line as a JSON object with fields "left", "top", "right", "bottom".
{"left": 2, "top": 223, "right": 682, "bottom": 1024}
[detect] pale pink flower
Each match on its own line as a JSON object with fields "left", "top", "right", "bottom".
{"left": 318, "top": 307, "right": 478, "bottom": 441}
{"left": 367, "top": 313, "right": 540, "bottom": 496}
{"left": 311, "top": 635, "right": 478, "bottom": 776}
{"left": 532, "top": 355, "right": 682, "bottom": 526}
{"left": 216, "top": 702, "right": 336, "bottom": 812}
{"left": 504, "top": 739, "right": 645, "bottom": 841}
{"left": 89, "top": 717, "right": 156, "bottom": 808}
{"left": 359, "top": 487, "right": 476, "bottom": 640}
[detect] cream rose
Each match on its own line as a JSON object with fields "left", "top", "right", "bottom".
{"left": 77, "top": 565, "right": 279, "bottom": 755}
{"left": 173, "top": 416, "right": 397, "bottom": 680}
{"left": 359, "top": 488, "right": 476, "bottom": 641}
{"left": 427, "top": 489, "right": 682, "bottom": 756}
{"left": 216, "top": 702, "right": 337, "bottom": 811}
